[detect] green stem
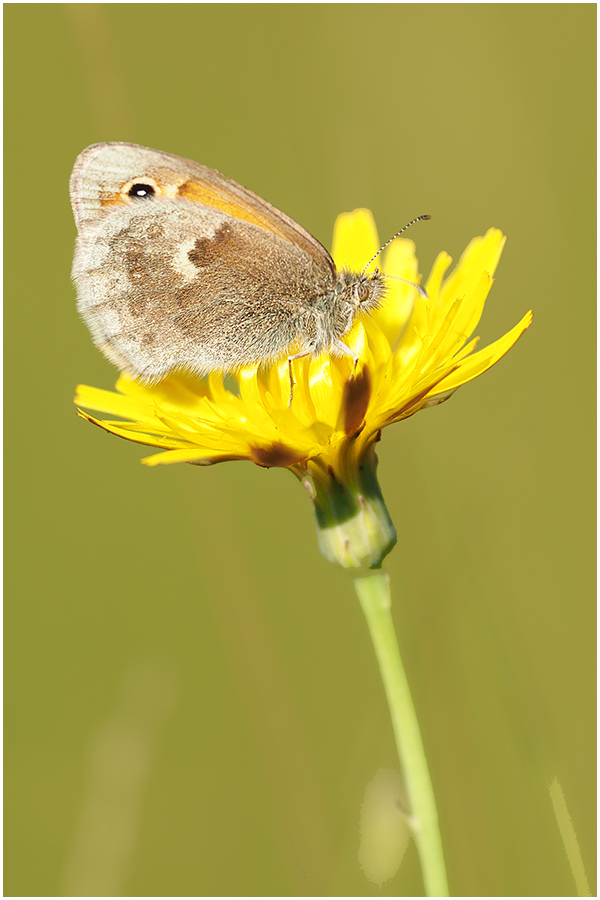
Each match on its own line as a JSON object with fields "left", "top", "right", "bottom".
{"left": 549, "top": 776, "right": 591, "bottom": 896}
{"left": 354, "top": 570, "right": 449, "bottom": 897}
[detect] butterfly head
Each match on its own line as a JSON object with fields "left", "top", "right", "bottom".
{"left": 336, "top": 268, "right": 387, "bottom": 317}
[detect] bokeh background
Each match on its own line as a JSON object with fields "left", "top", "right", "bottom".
{"left": 5, "top": 4, "right": 595, "bottom": 897}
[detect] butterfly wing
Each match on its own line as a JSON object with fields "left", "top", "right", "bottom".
{"left": 70, "top": 143, "right": 336, "bottom": 379}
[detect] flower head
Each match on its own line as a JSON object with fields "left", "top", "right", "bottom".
{"left": 75, "top": 210, "right": 531, "bottom": 568}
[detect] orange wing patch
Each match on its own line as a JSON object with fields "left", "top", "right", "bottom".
{"left": 178, "top": 179, "right": 291, "bottom": 239}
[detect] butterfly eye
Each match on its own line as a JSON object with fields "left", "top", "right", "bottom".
{"left": 128, "top": 183, "right": 156, "bottom": 200}
{"left": 356, "top": 283, "right": 369, "bottom": 302}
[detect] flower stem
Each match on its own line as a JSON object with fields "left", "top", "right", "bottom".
{"left": 354, "top": 570, "right": 449, "bottom": 896}
{"left": 549, "top": 776, "right": 591, "bottom": 896}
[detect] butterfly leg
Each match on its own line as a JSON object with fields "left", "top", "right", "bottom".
{"left": 287, "top": 348, "right": 313, "bottom": 407}
{"left": 333, "top": 339, "right": 359, "bottom": 379}
{"left": 287, "top": 341, "right": 359, "bottom": 407}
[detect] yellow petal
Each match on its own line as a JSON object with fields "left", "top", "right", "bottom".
{"left": 438, "top": 229, "right": 505, "bottom": 322}
{"left": 425, "top": 310, "right": 533, "bottom": 396}
{"left": 76, "top": 410, "right": 192, "bottom": 449}
{"left": 373, "top": 238, "right": 420, "bottom": 342}
{"left": 142, "top": 448, "right": 248, "bottom": 467}
{"left": 331, "top": 209, "right": 380, "bottom": 271}
{"left": 74, "top": 213, "right": 531, "bottom": 477}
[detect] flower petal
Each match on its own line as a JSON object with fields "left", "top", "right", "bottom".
{"left": 424, "top": 310, "right": 533, "bottom": 396}
{"left": 373, "top": 238, "right": 420, "bottom": 342}
{"left": 75, "top": 213, "right": 531, "bottom": 477}
{"left": 331, "top": 209, "right": 380, "bottom": 271}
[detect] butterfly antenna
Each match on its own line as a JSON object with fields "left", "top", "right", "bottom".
{"left": 384, "top": 272, "right": 429, "bottom": 300}
{"left": 362, "top": 214, "right": 431, "bottom": 275}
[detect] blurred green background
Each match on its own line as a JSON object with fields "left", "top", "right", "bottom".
{"left": 5, "top": 4, "right": 595, "bottom": 896}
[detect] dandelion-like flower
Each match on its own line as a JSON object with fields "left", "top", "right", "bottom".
{"left": 75, "top": 210, "right": 532, "bottom": 570}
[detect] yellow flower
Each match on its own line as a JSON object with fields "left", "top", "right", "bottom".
{"left": 75, "top": 210, "right": 532, "bottom": 569}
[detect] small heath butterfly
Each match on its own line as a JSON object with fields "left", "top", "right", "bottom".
{"left": 70, "top": 143, "right": 426, "bottom": 398}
